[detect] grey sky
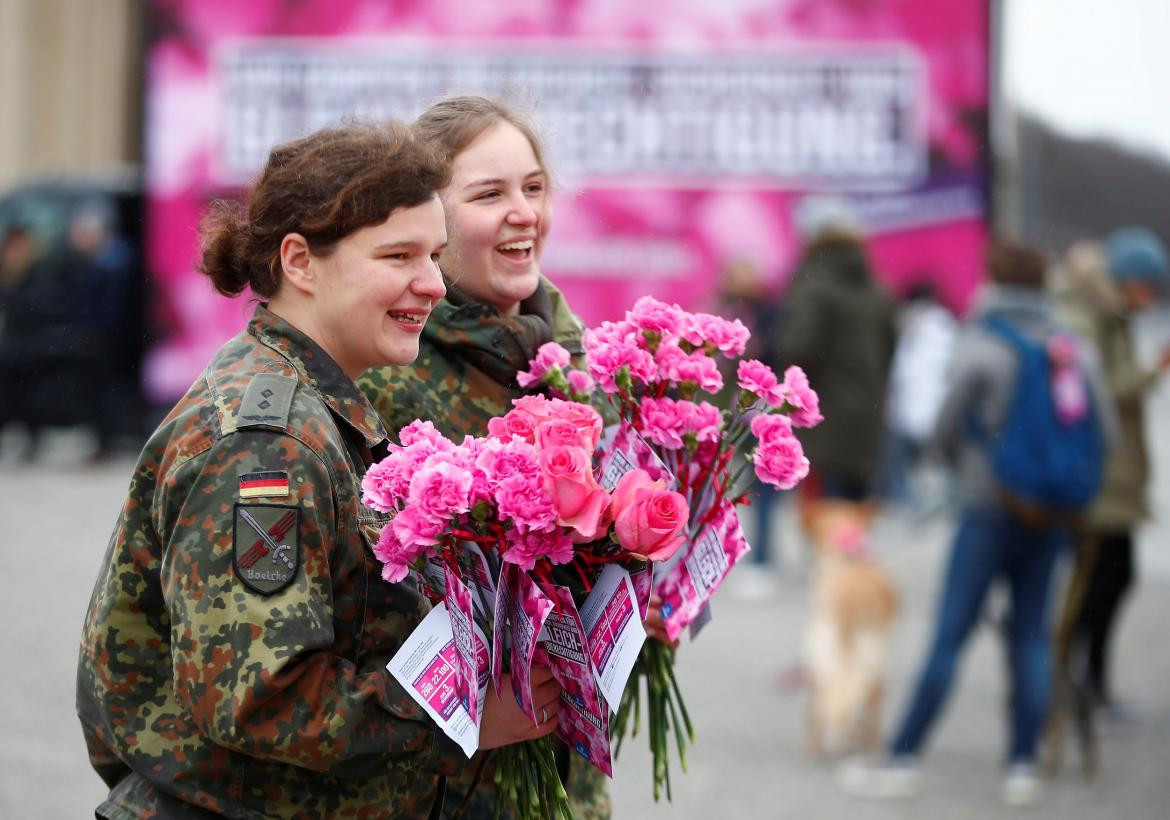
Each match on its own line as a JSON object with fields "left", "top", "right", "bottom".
{"left": 1004, "top": 0, "right": 1170, "bottom": 160}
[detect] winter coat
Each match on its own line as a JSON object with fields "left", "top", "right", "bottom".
{"left": 1053, "top": 254, "right": 1158, "bottom": 529}
{"left": 776, "top": 238, "right": 898, "bottom": 488}
{"left": 77, "top": 305, "right": 463, "bottom": 819}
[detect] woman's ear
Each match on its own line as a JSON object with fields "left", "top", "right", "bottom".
{"left": 279, "top": 233, "right": 316, "bottom": 296}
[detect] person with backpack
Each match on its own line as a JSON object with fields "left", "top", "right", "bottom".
{"left": 838, "top": 242, "right": 1115, "bottom": 807}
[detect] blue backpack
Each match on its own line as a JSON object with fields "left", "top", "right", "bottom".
{"left": 979, "top": 316, "right": 1105, "bottom": 512}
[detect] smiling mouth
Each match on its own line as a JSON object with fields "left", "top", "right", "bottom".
{"left": 496, "top": 239, "right": 535, "bottom": 261}
{"left": 387, "top": 311, "right": 424, "bottom": 325}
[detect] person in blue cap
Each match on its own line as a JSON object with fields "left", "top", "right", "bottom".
{"left": 1051, "top": 227, "right": 1170, "bottom": 727}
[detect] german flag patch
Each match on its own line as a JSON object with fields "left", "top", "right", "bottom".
{"left": 239, "top": 470, "right": 290, "bottom": 499}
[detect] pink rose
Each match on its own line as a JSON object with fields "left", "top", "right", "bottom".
{"left": 611, "top": 469, "right": 689, "bottom": 562}
{"left": 547, "top": 399, "right": 603, "bottom": 450}
{"left": 487, "top": 407, "right": 539, "bottom": 444}
{"left": 536, "top": 418, "right": 587, "bottom": 451}
{"left": 539, "top": 445, "right": 611, "bottom": 541}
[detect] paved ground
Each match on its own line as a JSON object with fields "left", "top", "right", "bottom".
{"left": 3, "top": 312, "right": 1167, "bottom": 818}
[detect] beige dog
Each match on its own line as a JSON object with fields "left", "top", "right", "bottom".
{"left": 803, "top": 501, "right": 900, "bottom": 758}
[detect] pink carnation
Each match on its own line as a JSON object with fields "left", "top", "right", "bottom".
{"left": 496, "top": 474, "right": 558, "bottom": 533}
{"left": 750, "top": 412, "right": 795, "bottom": 443}
{"left": 678, "top": 400, "right": 723, "bottom": 443}
{"left": 390, "top": 505, "right": 443, "bottom": 551}
{"left": 628, "top": 296, "right": 683, "bottom": 336}
{"left": 361, "top": 460, "right": 400, "bottom": 513}
{"left": 585, "top": 338, "right": 658, "bottom": 393}
{"left": 502, "top": 528, "right": 575, "bottom": 571}
{"left": 752, "top": 434, "right": 810, "bottom": 490}
{"left": 640, "top": 397, "right": 686, "bottom": 449}
{"left": 566, "top": 369, "right": 595, "bottom": 396}
{"left": 664, "top": 349, "right": 723, "bottom": 394}
{"left": 372, "top": 523, "right": 431, "bottom": 584}
{"left": 781, "top": 366, "right": 823, "bottom": 428}
{"left": 737, "top": 359, "right": 784, "bottom": 407}
{"left": 396, "top": 419, "right": 454, "bottom": 450}
{"left": 681, "top": 312, "right": 750, "bottom": 357}
{"left": 476, "top": 436, "right": 541, "bottom": 483}
{"left": 407, "top": 458, "right": 474, "bottom": 525}
{"left": 517, "top": 342, "right": 571, "bottom": 388}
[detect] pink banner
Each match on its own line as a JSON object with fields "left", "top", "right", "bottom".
{"left": 144, "top": 0, "right": 988, "bottom": 401}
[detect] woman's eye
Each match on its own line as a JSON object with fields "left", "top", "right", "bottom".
{"left": 384, "top": 253, "right": 408, "bottom": 262}
{"left": 525, "top": 182, "right": 545, "bottom": 195}
{"left": 474, "top": 190, "right": 500, "bottom": 201}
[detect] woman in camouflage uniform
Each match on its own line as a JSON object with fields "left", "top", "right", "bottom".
{"left": 358, "top": 97, "right": 615, "bottom": 819}
{"left": 76, "top": 121, "right": 561, "bottom": 819}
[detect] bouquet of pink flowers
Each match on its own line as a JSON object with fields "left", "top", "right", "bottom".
{"left": 362, "top": 396, "right": 691, "bottom": 819}
{"left": 516, "top": 295, "right": 822, "bottom": 800}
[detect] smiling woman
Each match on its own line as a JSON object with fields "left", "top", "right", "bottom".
{"left": 76, "top": 121, "right": 561, "bottom": 820}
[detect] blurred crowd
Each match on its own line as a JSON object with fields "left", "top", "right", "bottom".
{"left": 714, "top": 197, "right": 1169, "bottom": 809}
{"left": 0, "top": 192, "right": 142, "bottom": 461}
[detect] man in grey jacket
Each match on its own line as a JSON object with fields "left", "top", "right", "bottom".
{"left": 839, "top": 243, "right": 1114, "bottom": 807}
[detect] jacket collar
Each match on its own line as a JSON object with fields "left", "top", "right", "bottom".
{"left": 249, "top": 304, "right": 386, "bottom": 447}
{"left": 423, "top": 279, "right": 556, "bottom": 388}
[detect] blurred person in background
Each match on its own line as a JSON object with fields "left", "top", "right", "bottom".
{"left": 0, "top": 219, "right": 82, "bottom": 459}
{"left": 880, "top": 277, "right": 959, "bottom": 515}
{"left": 1051, "top": 228, "right": 1170, "bottom": 723}
{"left": 714, "top": 256, "right": 787, "bottom": 597}
{"left": 76, "top": 121, "right": 560, "bottom": 820}
{"left": 65, "top": 202, "right": 137, "bottom": 460}
{"left": 776, "top": 195, "right": 898, "bottom": 543}
{"left": 838, "top": 242, "right": 1114, "bottom": 807}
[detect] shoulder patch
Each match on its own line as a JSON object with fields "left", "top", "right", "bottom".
{"left": 238, "top": 373, "right": 297, "bottom": 429}
{"left": 233, "top": 503, "right": 300, "bottom": 595}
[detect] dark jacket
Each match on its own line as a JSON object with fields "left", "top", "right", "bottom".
{"left": 777, "top": 238, "right": 898, "bottom": 488}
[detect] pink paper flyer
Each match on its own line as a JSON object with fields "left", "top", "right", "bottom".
{"left": 387, "top": 604, "right": 480, "bottom": 758}
{"left": 656, "top": 503, "right": 749, "bottom": 642}
{"left": 509, "top": 570, "right": 554, "bottom": 724}
{"left": 579, "top": 565, "right": 646, "bottom": 713}
{"left": 597, "top": 424, "right": 677, "bottom": 492}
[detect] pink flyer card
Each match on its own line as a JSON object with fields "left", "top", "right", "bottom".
{"left": 596, "top": 424, "right": 677, "bottom": 491}
{"left": 444, "top": 569, "right": 485, "bottom": 727}
{"left": 578, "top": 565, "right": 646, "bottom": 714}
{"left": 628, "top": 563, "right": 654, "bottom": 621}
{"left": 557, "top": 686, "right": 613, "bottom": 777}
{"left": 491, "top": 562, "right": 515, "bottom": 697}
{"left": 510, "top": 570, "right": 553, "bottom": 724}
{"left": 655, "top": 503, "right": 749, "bottom": 642}
{"left": 463, "top": 541, "right": 497, "bottom": 620}
{"left": 387, "top": 604, "right": 479, "bottom": 758}
{"left": 534, "top": 582, "right": 613, "bottom": 776}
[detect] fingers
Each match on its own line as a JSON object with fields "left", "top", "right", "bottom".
{"left": 644, "top": 595, "right": 680, "bottom": 649}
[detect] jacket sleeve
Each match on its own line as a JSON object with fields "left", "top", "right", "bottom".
{"left": 156, "top": 430, "right": 465, "bottom": 778}
{"left": 930, "top": 329, "right": 998, "bottom": 464}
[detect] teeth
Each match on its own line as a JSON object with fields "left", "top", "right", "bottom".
{"left": 498, "top": 240, "right": 534, "bottom": 251}
{"left": 389, "top": 312, "right": 421, "bottom": 324}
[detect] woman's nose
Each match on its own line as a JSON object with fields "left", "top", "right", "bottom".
{"left": 414, "top": 257, "right": 447, "bottom": 300}
{"left": 506, "top": 191, "right": 537, "bottom": 226}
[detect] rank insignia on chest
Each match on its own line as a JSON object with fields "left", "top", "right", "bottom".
{"left": 233, "top": 503, "right": 300, "bottom": 595}
{"left": 238, "top": 470, "right": 290, "bottom": 499}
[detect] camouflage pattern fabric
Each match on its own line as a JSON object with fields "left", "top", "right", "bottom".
{"left": 77, "top": 305, "right": 465, "bottom": 819}
{"left": 358, "top": 278, "right": 584, "bottom": 442}
{"left": 359, "top": 278, "right": 612, "bottom": 820}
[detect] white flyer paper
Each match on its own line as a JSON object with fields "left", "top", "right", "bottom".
{"left": 386, "top": 603, "right": 484, "bottom": 758}
{"left": 578, "top": 564, "right": 646, "bottom": 714}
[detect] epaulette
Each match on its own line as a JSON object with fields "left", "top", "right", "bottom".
{"left": 236, "top": 372, "right": 297, "bottom": 430}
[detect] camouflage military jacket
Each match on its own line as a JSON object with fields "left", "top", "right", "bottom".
{"left": 358, "top": 278, "right": 584, "bottom": 442}
{"left": 77, "top": 305, "right": 464, "bottom": 819}
{"left": 358, "top": 280, "right": 612, "bottom": 820}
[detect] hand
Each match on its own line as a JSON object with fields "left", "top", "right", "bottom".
{"left": 478, "top": 667, "right": 561, "bottom": 749}
{"left": 644, "top": 594, "right": 679, "bottom": 650}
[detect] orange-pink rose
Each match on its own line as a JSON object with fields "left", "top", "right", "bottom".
{"left": 539, "top": 445, "right": 612, "bottom": 541}
{"left": 611, "top": 469, "right": 689, "bottom": 561}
